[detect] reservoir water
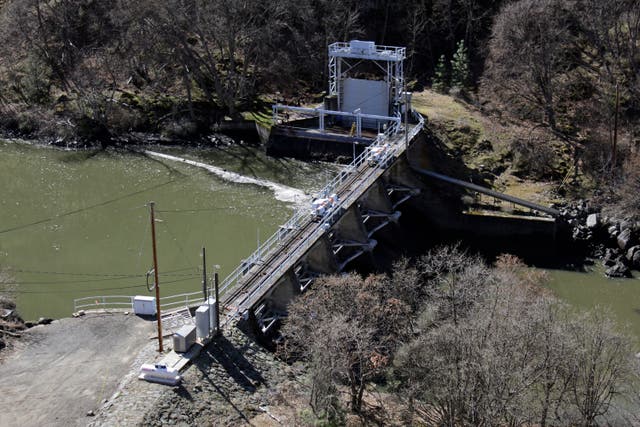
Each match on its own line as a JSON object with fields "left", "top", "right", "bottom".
{"left": 1, "top": 139, "right": 639, "bottom": 350}
{"left": 0, "top": 140, "right": 338, "bottom": 319}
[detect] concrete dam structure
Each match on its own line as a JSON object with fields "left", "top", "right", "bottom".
{"left": 221, "top": 122, "right": 559, "bottom": 338}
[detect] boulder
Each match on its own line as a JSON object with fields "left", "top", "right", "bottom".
{"left": 617, "top": 228, "right": 632, "bottom": 250}
{"left": 602, "top": 248, "right": 619, "bottom": 267}
{"left": 605, "top": 261, "right": 632, "bottom": 278}
{"left": 608, "top": 225, "right": 619, "bottom": 239}
{"left": 627, "top": 246, "right": 640, "bottom": 268}
{"left": 572, "top": 226, "right": 591, "bottom": 241}
{"left": 37, "top": 317, "right": 53, "bottom": 325}
{"left": 586, "top": 213, "right": 600, "bottom": 229}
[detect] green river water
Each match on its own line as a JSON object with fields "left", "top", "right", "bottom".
{"left": 1, "top": 139, "right": 640, "bottom": 350}
{"left": 0, "top": 140, "right": 337, "bottom": 320}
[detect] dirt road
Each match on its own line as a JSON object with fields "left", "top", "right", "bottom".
{"left": 0, "top": 312, "right": 153, "bottom": 427}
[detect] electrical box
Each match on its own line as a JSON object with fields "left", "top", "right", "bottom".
{"left": 195, "top": 305, "right": 210, "bottom": 339}
{"left": 173, "top": 324, "right": 196, "bottom": 353}
{"left": 401, "top": 92, "right": 413, "bottom": 113}
{"left": 133, "top": 296, "right": 156, "bottom": 316}
{"left": 208, "top": 297, "right": 218, "bottom": 333}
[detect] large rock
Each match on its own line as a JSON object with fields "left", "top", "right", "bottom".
{"left": 627, "top": 246, "right": 640, "bottom": 268}
{"left": 608, "top": 225, "right": 619, "bottom": 239}
{"left": 602, "top": 248, "right": 620, "bottom": 267}
{"left": 605, "top": 261, "right": 632, "bottom": 278}
{"left": 586, "top": 213, "right": 600, "bottom": 229}
{"left": 617, "top": 228, "right": 633, "bottom": 250}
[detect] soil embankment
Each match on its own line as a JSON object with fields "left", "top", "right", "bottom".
{"left": 0, "top": 312, "right": 153, "bottom": 427}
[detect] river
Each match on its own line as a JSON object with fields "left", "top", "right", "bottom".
{"left": 1, "top": 139, "right": 640, "bottom": 350}
{"left": 0, "top": 140, "right": 338, "bottom": 319}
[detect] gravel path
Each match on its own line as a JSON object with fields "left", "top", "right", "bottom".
{"left": 0, "top": 312, "right": 153, "bottom": 427}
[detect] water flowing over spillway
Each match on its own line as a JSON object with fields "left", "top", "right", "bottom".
{"left": 145, "top": 151, "right": 311, "bottom": 205}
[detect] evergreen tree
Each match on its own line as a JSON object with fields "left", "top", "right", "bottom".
{"left": 451, "top": 40, "right": 471, "bottom": 93}
{"left": 432, "top": 54, "right": 449, "bottom": 93}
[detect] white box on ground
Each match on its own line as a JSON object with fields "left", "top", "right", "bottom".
{"left": 207, "top": 297, "right": 217, "bottom": 332}
{"left": 139, "top": 363, "right": 181, "bottom": 386}
{"left": 195, "top": 305, "right": 210, "bottom": 339}
{"left": 133, "top": 296, "right": 156, "bottom": 316}
{"left": 173, "top": 324, "right": 196, "bottom": 353}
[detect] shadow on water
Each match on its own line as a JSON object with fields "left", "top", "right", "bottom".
{"left": 217, "top": 144, "right": 305, "bottom": 184}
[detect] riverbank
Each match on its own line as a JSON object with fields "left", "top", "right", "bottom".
{"left": 0, "top": 311, "right": 153, "bottom": 427}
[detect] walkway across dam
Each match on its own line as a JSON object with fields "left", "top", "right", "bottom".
{"left": 219, "top": 116, "right": 424, "bottom": 332}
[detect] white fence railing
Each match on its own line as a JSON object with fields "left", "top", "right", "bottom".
{"left": 73, "top": 295, "right": 135, "bottom": 312}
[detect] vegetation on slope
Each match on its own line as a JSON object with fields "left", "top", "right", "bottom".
{"left": 280, "top": 247, "right": 638, "bottom": 426}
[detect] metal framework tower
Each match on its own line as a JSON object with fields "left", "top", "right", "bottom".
{"left": 328, "top": 41, "right": 406, "bottom": 117}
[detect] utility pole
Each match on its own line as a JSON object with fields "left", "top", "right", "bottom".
{"left": 214, "top": 268, "right": 220, "bottom": 336}
{"left": 149, "top": 202, "right": 163, "bottom": 353}
{"left": 202, "top": 247, "right": 207, "bottom": 301}
{"left": 612, "top": 81, "right": 620, "bottom": 174}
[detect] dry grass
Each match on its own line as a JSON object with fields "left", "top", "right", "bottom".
{"left": 413, "top": 89, "right": 564, "bottom": 206}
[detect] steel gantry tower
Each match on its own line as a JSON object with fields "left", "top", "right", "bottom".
{"left": 328, "top": 40, "right": 406, "bottom": 118}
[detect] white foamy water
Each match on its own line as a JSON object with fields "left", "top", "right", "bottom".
{"left": 145, "top": 150, "right": 310, "bottom": 205}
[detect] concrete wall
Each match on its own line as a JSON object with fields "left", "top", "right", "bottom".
{"left": 266, "top": 126, "right": 372, "bottom": 161}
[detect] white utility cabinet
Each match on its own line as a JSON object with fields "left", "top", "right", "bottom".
{"left": 195, "top": 305, "right": 210, "bottom": 339}
{"left": 133, "top": 296, "right": 156, "bottom": 316}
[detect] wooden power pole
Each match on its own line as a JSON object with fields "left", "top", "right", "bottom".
{"left": 612, "top": 82, "right": 620, "bottom": 173}
{"left": 149, "top": 202, "right": 163, "bottom": 352}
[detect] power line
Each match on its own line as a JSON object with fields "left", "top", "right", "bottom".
{"left": 0, "top": 178, "right": 181, "bottom": 235}
{"left": 11, "top": 269, "right": 144, "bottom": 278}
{"left": 156, "top": 207, "right": 240, "bottom": 214}
{"left": 1, "top": 276, "right": 197, "bottom": 294}
{"left": 6, "top": 273, "right": 199, "bottom": 286}
{"left": 156, "top": 211, "right": 197, "bottom": 273}
{"left": 9, "top": 266, "right": 197, "bottom": 278}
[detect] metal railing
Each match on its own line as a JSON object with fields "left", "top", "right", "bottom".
{"left": 73, "top": 295, "right": 134, "bottom": 312}
{"left": 328, "top": 42, "right": 406, "bottom": 61}
{"left": 158, "top": 291, "right": 210, "bottom": 312}
{"left": 272, "top": 104, "right": 401, "bottom": 138}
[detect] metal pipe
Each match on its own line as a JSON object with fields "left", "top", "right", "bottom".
{"left": 412, "top": 168, "right": 560, "bottom": 217}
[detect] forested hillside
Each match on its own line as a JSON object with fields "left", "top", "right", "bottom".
{"left": 0, "top": 1, "right": 501, "bottom": 140}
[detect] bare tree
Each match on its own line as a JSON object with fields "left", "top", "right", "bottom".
{"left": 567, "top": 309, "right": 633, "bottom": 426}
{"left": 392, "top": 250, "right": 634, "bottom": 426}
{"left": 483, "top": 0, "right": 574, "bottom": 130}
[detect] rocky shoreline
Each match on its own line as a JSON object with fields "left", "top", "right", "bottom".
{"left": 559, "top": 201, "right": 640, "bottom": 278}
